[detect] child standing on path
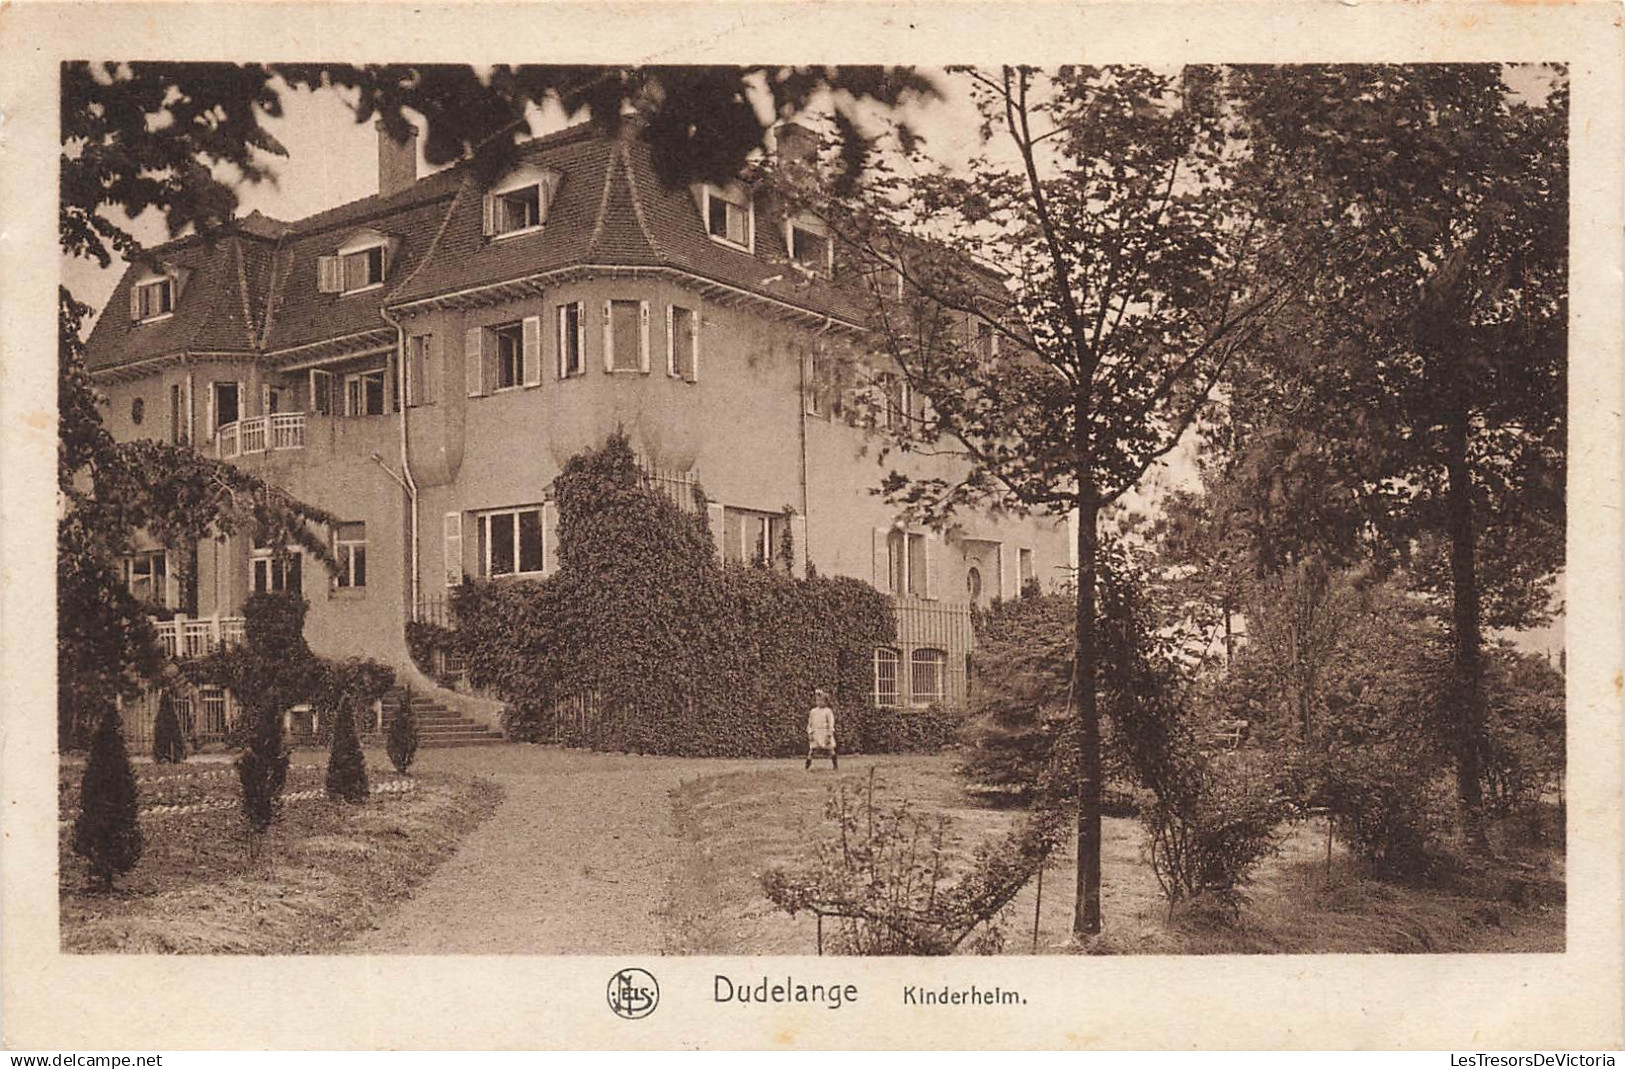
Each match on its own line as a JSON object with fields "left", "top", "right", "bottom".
{"left": 806, "top": 689, "right": 837, "bottom": 771}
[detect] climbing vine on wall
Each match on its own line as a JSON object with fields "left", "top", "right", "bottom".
{"left": 451, "top": 432, "right": 897, "bottom": 756}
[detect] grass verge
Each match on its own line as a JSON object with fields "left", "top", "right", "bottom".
{"left": 60, "top": 760, "right": 502, "bottom": 953}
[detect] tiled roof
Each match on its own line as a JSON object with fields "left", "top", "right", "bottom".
{"left": 87, "top": 122, "right": 878, "bottom": 373}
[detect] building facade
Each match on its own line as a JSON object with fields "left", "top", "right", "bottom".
{"left": 86, "top": 123, "right": 1072, "bottom": 735}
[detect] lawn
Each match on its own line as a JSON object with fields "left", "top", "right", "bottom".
{"left": 60, "top": 751, "right": 502, "bottom": 953}
{"left": 663, "top": 753, "right": 1565, "bottom": 955}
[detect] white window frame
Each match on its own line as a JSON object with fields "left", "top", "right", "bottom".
{"left": 483, "top": 167, "right": 561, "bottom": 240}
{"left": 603, "top": 299, "right": 651, "bottom": 374}
{"left": 491, "top": 322, "right": 527, "bottom": 391}
{"left": 250, "top": 545, "right": 303, "bottom": 595}
{"left": 343, "top": 367, "right": 388, "bottom": 417}
{"left": 666, "top": 304, "right": 700, "bottom": 382}
{"left": 338, "top": 242, "right": 387, "bottom": 295}
{"left": 722, "top": 507, "right": 789, "bottom": 571}
{"left": 910, "top": 647, "right": 947, "bottom": 707}
{"left": 124, "top": 550, "right": 173, "bottom": 607}
{"left": 557, "top": 301, "right": 586, "bottom": 379}
{"left": 133, "top": 277, "right": 175, "bottom": 322}
{"left": 475, "top": 505, "right": 546, "bottom": 579}
{"left": 333, "top": 523, "right": 367, "bottom": 590}
{"left": 702, "top": 183, "right": 754, "bottom": 252}
{"left": 786, "top": 215, "right": 834, "bottom": 277}
{"left": 873, "top": 647, "right": 901, "bottom": 708}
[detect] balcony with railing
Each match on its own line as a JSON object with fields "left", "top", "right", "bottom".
{"left": 153, "top": 614, "right": 247, "bottom": 659}
{"left": 217, "top": 412, "right": 307, "bottom": 459}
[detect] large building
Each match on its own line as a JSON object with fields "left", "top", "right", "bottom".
{"left": 85, "top": 121, "right": 1071, "bottom": 742}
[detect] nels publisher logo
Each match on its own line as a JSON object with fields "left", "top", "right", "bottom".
{"left": 608, "top": 967, "right": 659, "bottom": 1020}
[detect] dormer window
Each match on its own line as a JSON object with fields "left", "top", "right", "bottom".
{"left": 318, "top": 229, "right": 397, "bottom": 295}
{"left": 483, "top": 166, "right": 562, "bottom": 240}
{"left": 787, "top": 216, "right": 833, "bottom": 277}
{"left": 703, "top": 184, "right": 753, "bottom": 251}
{"left": 129, "top": 267, "right": 187, "bottom": 322}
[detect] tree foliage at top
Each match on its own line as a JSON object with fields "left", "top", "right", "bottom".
{"left": 61, "top": 62, "right": 939, "bottom": 269}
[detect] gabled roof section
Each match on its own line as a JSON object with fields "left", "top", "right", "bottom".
{"left": 85, "top": 235, "right": 263, "bottom": 370}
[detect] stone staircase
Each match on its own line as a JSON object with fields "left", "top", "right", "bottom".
{"left": 378, "top": 687, "right": 506, "bottom": 748}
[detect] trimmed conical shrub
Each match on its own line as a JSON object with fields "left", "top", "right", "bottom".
{"left": 152, "top": 690, "right": 187, "bottom": 764}
{"left": 237, "top": 710, "right": 290, "bottom": 834}
{"left": 325, "top": 696, "right": 369, "bottom": 803}
{"left": 72, "top": 707, "right": 143, "bottom": 889}
{"left": 387, "top": 687, "right": 419, "bottom": 775}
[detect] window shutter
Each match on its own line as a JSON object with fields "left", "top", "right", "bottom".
{"left": 481, "top": 192, "right": 496, "bottom": 237}
{"left": 923, "top": 532, "right": 939, "bottom": 600}
{"left": 872, "top": 527, "right": 890, "bottom": 590}
{"left": 688, "top": 306, "right": 701, "bottom": 382}
{"left": 128, "top": 282, "right": 141, "bottom": 321}
{"left": 521, "top": 315, "right": 542, "bottom": 387}
{"left": 791, "top": 514, "right": 808, "bottom": 577}
{"left": 184, "top": 374, "right": 194, "bottom": 444}
{"left": 443, "top": 513, "right": 463, "bottom": 587}
{"left": 385, "top": 235, "right": 403, "bottom": 277}
{"left": 574, "top": 304, "right": 587, "bottom": 374}
{"left": 204, "top": 386, "right": 215, "bottom": 441}
{"left": 317, "top": 255, "right": 341, "bottom": 293}
{"left": 601, "top": 300, "right": 614, "bottom": 373}
{"left": 542, "top": 502, "right": 559, "bottom": 575}
{"left": 665, "top": 305, "right": 676, "bottom": 377}
{"left": 465, "top": 327, "right": 485, "bottom": 397}
{"left": 261, "top": 383, "right": 271, "bottom": 417}
{"left": 638, "top": 301, "right": 651, "bottom": 373}
{"left": 706, "top": 504, "right": 727, "bottom": 563}
{"left": 556, "top": 306, "right": 568, "bottom": 379}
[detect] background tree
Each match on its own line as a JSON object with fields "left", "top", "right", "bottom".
{"left": 806, "top": 65, "right": 1295, "bottom": 935}
{"left": 1232, "top": 65, "right": 1567, "bottom": 844}
{"left": 71, "top": 708, "right": 144, "bottom": 890}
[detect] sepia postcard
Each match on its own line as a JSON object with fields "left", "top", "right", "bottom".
{"left": 1, "top": 0, "right": 1621, "bottom": 1052}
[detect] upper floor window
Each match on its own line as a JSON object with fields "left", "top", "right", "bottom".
{"left": 886, "top": 528, "right": 928, "bottom": 597}
{"left": 604, "top": 300, "right": 650, "bottom": 374}
{"left": 483, "top": 167, "right": 561, "bottom": 239}
{"left": 318, "top": 230, "right": 396, "bottom": 295}
{"left": 344, "top": 368, "right": 387, "bottom": 416}
{"left": 976, "top": 319, "right": 1000, "bottom": 359}
{"left": 787, "top": 217, "right": 833, "bottom": 277}
{"left": 465, "top": 317, "right": 541, "bottom": 396}
{"left": 557, "top": 302, "right": 586, "bottom": 378}
{"left": 132, "top": 277, "right": 175, "bottom": 321}
{"left": 703, "top": 184, "right": 753, "bottom": 251}
{"left": 667, "top": 305, "right": 699, "bottom": 382}
{"left": 493, "top": 322, "right": 527, "bottom": 390}
{"left": 251, "top": 542, "right": 302, "bottom": 595}
{"left": 722, "top": 507, "right": 789, "bottom": 571}
{"left": 334, "top": 523, "right": 367, "bottom": 589}
{"left": 123, "top": 551, "right": 172, "bottom": 608}
{"left": 476, "top": 505, "right": 544, "bottom": 578}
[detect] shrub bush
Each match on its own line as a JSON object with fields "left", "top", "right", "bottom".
{"left": 451, "top": 433, "right": 896, "bottom": 757}
{"left": 405, "top": 620, "right": 456, "bottom": 681}
{"left": 72, "top": 706, "right": 144, "bottom": 889}
{"left": 325, "top": 697, "right": 369, "bottom": 803}
{"left": 151, "top": 689, "right": 187, "bottom": 763}
{"left": 387, "top": 687, "right": 420, "bottom": 774}
{"left": 860, "top": 703, "right": 962, "bottom": 754}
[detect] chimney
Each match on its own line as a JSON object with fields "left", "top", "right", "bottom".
{"left": 774, "top": 122, "right": 819, "bottom": 173}
{"left": 376, "top": 119, "right": 418, "bottom": 197}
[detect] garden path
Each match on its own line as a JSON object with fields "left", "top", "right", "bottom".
{"left": 344, "top": 745, "right": 763, "bottom": 954}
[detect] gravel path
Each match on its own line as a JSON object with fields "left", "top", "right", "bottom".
{"left": 344, "top": 746, "right": 761, "bottom": 954}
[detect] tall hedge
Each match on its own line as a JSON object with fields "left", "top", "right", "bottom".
{"left": 454, "top": 432, "right": 895, "bottom": 756}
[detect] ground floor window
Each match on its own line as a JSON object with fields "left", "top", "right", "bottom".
{"left": 476, "top": 505, "right": 544, "bottom": 577}
{"left": 874, "top": 647, "right": 901, "bottom": 708}
{"left": 911, "top": 648, "right": 947, "bottom": 706}
{"left": 334, "top": 522, "right": 367, "bottom": 588}
{"left": 199, "top": 687, "right": 228, "bottom": 737}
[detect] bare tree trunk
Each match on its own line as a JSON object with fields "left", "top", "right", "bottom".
{"left": 1445, "top": 400, "right": 1489, "bottom": 849}
{"left": 1073, "top": 489, "right": 1102, "bottom": 936}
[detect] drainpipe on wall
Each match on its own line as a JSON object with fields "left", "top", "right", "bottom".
{"left": 379, "top": 305, "right": 420, "bottom": 623}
